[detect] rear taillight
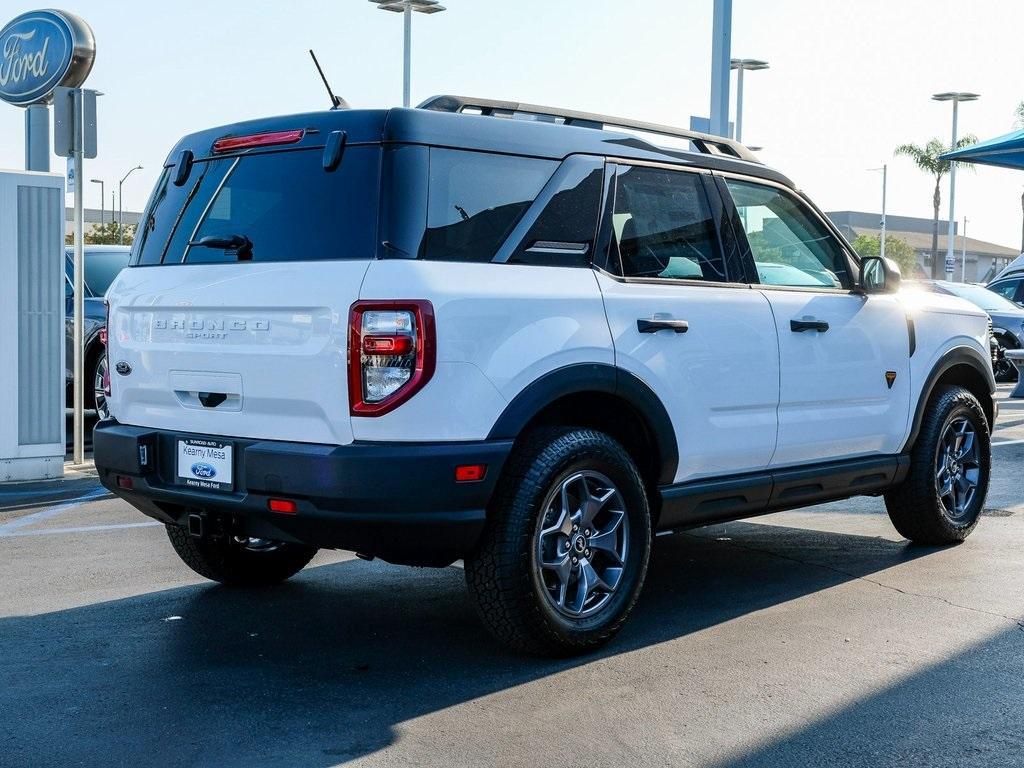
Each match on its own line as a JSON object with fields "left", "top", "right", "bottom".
{"left": 348, "top": 301, "right": 435, "bottom": 416}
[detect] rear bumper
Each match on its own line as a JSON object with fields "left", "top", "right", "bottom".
{"left": 94, "top": 420, "right": 512, "bottom": 565}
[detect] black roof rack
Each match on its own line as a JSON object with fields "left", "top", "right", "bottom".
{"left": 416, "top": 95, "right": 761, "bottom": 164}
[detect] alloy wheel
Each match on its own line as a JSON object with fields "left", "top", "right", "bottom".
{"left": 935, "top": 416, "right": 981, "bottom": 523}
{"left": 535, "top": 470, "right": 629, "bottom": 618}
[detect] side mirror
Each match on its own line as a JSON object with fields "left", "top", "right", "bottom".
{"left": 860, "top": 256, "right": 901, "bottom": 294}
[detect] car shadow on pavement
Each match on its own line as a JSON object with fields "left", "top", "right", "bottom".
{"left": 0, "top": 521, "right": 956, "bottom": 766}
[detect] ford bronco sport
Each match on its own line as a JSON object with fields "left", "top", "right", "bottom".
{"left": 95, "top": 96, "right": 996, "bottom": 656}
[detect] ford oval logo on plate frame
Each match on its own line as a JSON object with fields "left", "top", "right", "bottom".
{"left": 0, "top": 10, "right": 95, "bottom": 107}
{"left": 190, "top": 462, "right": 217, "bottom": 480}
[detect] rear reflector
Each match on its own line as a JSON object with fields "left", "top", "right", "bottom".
{"left": 213, "top": 129, "right": 304, "bottom": 153}
{"left": 362, "top": 335, "right": 414, "bottom": 355}
{"left": 455, "top": 464, "right": 487, "bottom": 483}
{"left": 268, "top": 498, "right": 298, "bottom": 514}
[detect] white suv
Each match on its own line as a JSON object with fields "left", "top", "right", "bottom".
{"left": 95, "top": 97, "right": 996, "bottom": 656}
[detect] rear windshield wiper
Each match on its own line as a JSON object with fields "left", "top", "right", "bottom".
{"left": 189, "top": 234, "right": 253, "bottom": 261}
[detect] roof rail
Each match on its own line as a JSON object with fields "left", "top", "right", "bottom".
{"left": 416, "top": 95, "right": 760, "bottom": 164}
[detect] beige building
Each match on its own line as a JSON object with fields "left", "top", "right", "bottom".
{"left": 827, "top": 211, "right": 1019, "bottom": 282}
{"left": 64, "top": 206, "right": 141, "bottom": 238}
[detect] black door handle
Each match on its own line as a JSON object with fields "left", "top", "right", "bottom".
{"left": 790, "top": 319, "right": 829, "bottom": 333}
{"left": 637, "top": 318, "right": 689, "bottom": 334}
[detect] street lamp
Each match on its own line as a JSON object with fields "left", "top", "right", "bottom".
{"left": 118, "top": 165, "right": 143, "bottom": 244}
{"left": 730, "top": 58, "right": 769, "bottom": 144}
{"left": 90, "top": 178, "right": 104, "bottom": 228}
{"left": 932, "top": 91, "right": 979, "bottom": 278}
{"left": 369, "top": 0, "right": 446, "bottom": 108}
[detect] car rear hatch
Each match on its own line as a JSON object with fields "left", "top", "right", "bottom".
{"left": 105, "top": 113, "right": 386, "bottom": 446}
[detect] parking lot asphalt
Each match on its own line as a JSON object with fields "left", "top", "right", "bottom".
{"left": 2, "top": 389, "right": 1023, "bottom": 768}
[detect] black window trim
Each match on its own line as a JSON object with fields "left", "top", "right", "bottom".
{"left": 712, "top": 169, "right": 862, "bottom": 295}
{"left": 591, "top": 158, "right": 753, "bottom": 289}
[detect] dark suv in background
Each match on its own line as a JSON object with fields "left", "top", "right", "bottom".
{"left": 64, "top": 245, "right": 131, "bottom": 416}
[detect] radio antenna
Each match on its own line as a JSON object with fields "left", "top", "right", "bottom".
{"left": 309, "top": 49, "right": 348, "bottom": 109}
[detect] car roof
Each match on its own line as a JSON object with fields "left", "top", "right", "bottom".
{"left": 65, "top": 245, "right": 131, "bottom": 253}
{"left": 165, "top": 107, "right": 796, "bottom": 189}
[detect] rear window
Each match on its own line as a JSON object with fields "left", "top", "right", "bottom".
{"left": 131, "top": 146, "right": 380, "bottom": 265}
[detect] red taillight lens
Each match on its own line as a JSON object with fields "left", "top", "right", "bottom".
{"left": 268, "top": 498, "right": 298, "bottom": 514}
{"left": 348, "top": 301, "right": 435, "bottom": 416}
{"left": 455, "top": 464, "right": 487, "bottom": 483}
{"left": 212, "top": 129, "right": 304, "bottom": 153}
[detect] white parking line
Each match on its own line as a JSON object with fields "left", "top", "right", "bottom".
{"left": 992, "top": 438, "right": 1024, "bottom": 447}
{"left": 0, "top": 487, "right": 112, "bottom": 536}
{"left": 1, "top": 521, "right": 161, "bottom": 538}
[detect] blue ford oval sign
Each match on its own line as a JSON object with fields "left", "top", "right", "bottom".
{"left": 0, "top": 10, "right": 95, "bottom": 107}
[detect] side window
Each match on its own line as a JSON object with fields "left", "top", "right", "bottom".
{"left": 611, "top": 165, "right": 729, "bottom": 282}
{"left": 725, "top": 179, "right": 852, "bottom": 290}
{"left": 420, "top": 149, "right": 557, "bottom": 262}
{"left": 990, "top": 279, "right": 1022, "bottom": 303}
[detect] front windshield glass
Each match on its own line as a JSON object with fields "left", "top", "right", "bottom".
{"left": 940, "top": 282, "right": 1020, "bottom": 313}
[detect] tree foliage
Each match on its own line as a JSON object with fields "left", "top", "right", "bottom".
{"left": 851, "top": 233, "right": 918, "bottom": 277}
{"left": 64, "top": 221, "right": 136, "bottom": 246}
{"left": 1015, "top": 101, "right": 1024, "bottom": 129}
{"left": 894, "top": 135, "right": 977, "bottom": 277}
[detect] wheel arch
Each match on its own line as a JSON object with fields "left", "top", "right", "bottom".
{"left": 487, "top": 364, "right": 678, "bottom": 490}
{"left": 904, "top": 346, "right": 996, "bottom": 451}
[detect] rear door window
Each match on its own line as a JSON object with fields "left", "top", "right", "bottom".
{"left": 131, "top": 146, "right": 381, "bottom": 265}
{"left": 609, "top": 165, "right": 733, "bottom": 282}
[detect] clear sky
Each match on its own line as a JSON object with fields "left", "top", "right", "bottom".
{"left": 3, "top": 0, "right": 1023, "bottom": 252}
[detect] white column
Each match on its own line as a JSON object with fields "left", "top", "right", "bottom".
{"left": 403, "top": 5, "right": 412, "bottom": 108}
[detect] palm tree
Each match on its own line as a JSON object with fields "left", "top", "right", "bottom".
{"left": 894, "top": 135, "right": 977, "bottom": 278}
{"left": 1015, "top": 101, "right": 1024, "bottom": 128}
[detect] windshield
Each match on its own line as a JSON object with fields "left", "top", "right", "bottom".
{"left": 65, "top": 249, "right": 130, "bottom": 297}
{"left": 940, "top": 282, "right": 1021, "bottom": 313}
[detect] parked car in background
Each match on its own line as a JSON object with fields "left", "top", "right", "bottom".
{"left": 906, "top": 279, "right": 1024, "bottom": 382}
{"left": 65, "top": 245, "right": 131, "bottom": 417}
{"left": 987, "top": 256, "right": 1024, "bottom": 306}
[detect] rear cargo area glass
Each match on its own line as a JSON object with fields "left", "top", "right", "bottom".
{"left": 131, "top": 146, "right": 381, "bottom": 265}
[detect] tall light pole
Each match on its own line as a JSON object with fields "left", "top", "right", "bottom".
{"left": 118, "top": 165, "right": 142, "bottom": 244}
{"left": 869, "top": 165, "right": 888, "bottom": 261}
{"left": 709, "top": 0, "right": 732, "bottom": 138}
{"left": 933, "top": 91, "right": 979, "bottom": 278}
{"left": 369, "top": 0, "right": 447, "bottom": 108}
{"left": 730, "top": 58, "right": 768, "bottom": 144}
{"left": 961, "top": 216, "right": 968, "bottom": 283}
{"left": 90, "top": 178, "right": 104, "bottom": 231}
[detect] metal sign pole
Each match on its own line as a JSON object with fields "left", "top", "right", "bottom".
{"left": 72, "top": 88, "right": 85, "bottom": 465}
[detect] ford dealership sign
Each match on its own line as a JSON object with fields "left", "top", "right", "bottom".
{"left": 0, "top": 10, "right": 95, "bottom": 107}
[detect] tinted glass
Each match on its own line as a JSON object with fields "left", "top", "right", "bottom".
{"left": 131, "top": 146, "right": 380, "bottom": 265}
{"left": 420, "top": 149, "right": 556, "bottom": 262}
{"left": 507, "top": 159, "right": 603, "bottom": 267}
{"left": 84, "top": 250, "right": 130, "bottom": 295}
{"left": 726, "top": 179, "right": 851, "bottom": 289}
{"left": 989, "top": 279, "right": 1022, "bottom": 304}
{"left": 64, "top": 250, "right": 129, "bottom": 297}
{"left": 611, "top": 165, "right": 727, "bottom": 281}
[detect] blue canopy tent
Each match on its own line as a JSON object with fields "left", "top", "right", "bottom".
{"left": 941, "top": 129, "right": 1024, "bottom": 169}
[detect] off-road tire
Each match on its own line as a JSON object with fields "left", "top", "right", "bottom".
{"left": 166, "top": 525, "right": 317, "bottom": 586}
{"left": 885, "top": 385, "right": 991, "bottom": 544}
{"left": 465, "top": 428, "right": 651, "bottom": 657}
